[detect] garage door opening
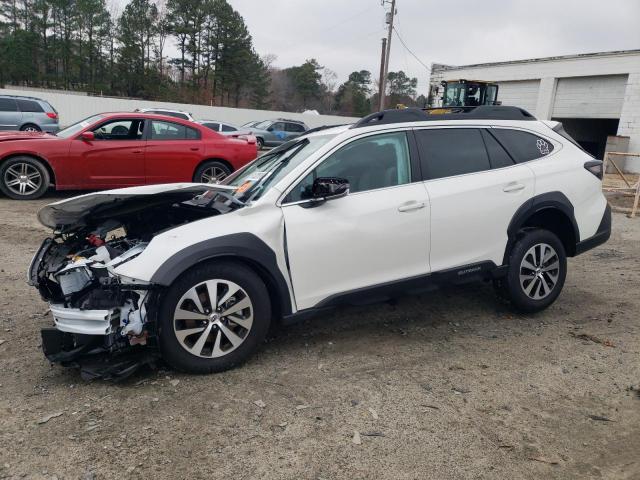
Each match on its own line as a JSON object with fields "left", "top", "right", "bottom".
{"left": 551, "top": 118, "right": 620, "bottom": 159}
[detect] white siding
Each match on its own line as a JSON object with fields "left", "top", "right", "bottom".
{"left": 495, "top": 80, "right": 540, "bottom": 113}
{"left": 552, "top": 75, "right": 627, "bottom": 118}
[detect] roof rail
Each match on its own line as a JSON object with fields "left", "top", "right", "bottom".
{"left": 351, "top": 106, "right": 536, "bottom": 129}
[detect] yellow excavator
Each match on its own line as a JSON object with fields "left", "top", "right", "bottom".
{"left": 440, "top": 79, "right": 500, "bottom": 107}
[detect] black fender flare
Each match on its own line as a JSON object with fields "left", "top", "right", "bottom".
{"left": 150, "top": 233, "right": 292, "bottom": 316}
{"left": 503, "top": 192, "right": 579, "bottom": 264}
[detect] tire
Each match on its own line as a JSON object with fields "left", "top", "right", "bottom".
{"left": 501, "top": 229, "right": 567, "bottom": 313}
{"left": 256, "top": 137, "right": 264, "bottom": 150}
{"left": 0, "top": 156, "right": 50, "bottom": 200}
{"left": 157, "top": 261, "right": 272, "bottom": 374}
{"left": 20, "top": 124, "right": 41, "bottom": 132}
{"left": 193, "top": 160, "right": 232, "bottom": 184}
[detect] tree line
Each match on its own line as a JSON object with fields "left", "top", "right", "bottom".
{"left": 0, "top": 0, "right": 426, "bottom": 117}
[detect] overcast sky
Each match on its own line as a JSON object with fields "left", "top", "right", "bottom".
{"left": 227, "top": 0, "right": 640, "bottom": 95}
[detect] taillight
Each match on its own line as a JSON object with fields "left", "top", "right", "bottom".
{"left": 46, "top": 112, "right": 58, "bottom": 120}
{"left": 584, "top": 160, "right": 603, "bottom": 180}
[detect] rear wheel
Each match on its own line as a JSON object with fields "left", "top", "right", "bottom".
{"left": 0, "top": 156, "right": 50, "bottom": 200}
{"left": 501, "top": 229, "right": 567, "bottom": 313}
{"left": 194, "top": 160, "right": 232, "bottom": 184}
{"left": 158, "top": 261, "right": 271, "bottom": 373}
{"left": 256, "top": 137, "right": 264, "bottom": 150}
{"left": 20, "top": 124, "right": 41, "bottom": 132}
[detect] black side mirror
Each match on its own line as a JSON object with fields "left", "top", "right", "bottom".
{"left": 307, "top": 177, "right": 349, "bottom": 206}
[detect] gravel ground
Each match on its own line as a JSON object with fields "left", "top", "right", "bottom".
{"left": 0, "top": 192, "right": 638, "bottom": 480}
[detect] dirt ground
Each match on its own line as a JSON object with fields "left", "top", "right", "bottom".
{"left": 0, "top": 191, "right": 638, "bottom": 480}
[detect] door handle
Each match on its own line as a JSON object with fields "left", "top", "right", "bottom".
{"left": 503, "top": 183, "right": 526, "bottom": 193}
{"left": 132, "top": 150, "right": 143, "bottom": 154}
{"left": 398, "top": 202, "right": 426, "bottom": 213}
{"left": 190, "top": 147, "right": 200, "bottom": 151}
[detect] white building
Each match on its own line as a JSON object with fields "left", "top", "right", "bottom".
{"left": 429, "top": 50, "right": 640, "bottom": 172}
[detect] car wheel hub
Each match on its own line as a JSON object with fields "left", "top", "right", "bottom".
{"left": 173, "top": 279, "right": 253, "bottom": 358}
{"left": 201, "top": 167, "right": 227, "bottom": 184}
{"left": 519, "top": 243, "right": 560, "bottom": 300}
{"left": 4, "top": 163, "right": 42, "bottom": 196}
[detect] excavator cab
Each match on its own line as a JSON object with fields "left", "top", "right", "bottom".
{"left": 441, "top": 80, "right": 500, "bottom": 107}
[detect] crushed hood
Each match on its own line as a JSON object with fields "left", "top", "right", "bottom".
{"left": 38, "top": 183, "right": 233, "bottom": 230}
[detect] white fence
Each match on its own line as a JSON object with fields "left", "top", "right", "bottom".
{"left": 0, "top": 87, "right": 359, "bottom": 128}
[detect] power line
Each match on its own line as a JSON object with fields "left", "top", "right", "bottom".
{"left": 392, "top": 25, "right": 430, "bottom": 73}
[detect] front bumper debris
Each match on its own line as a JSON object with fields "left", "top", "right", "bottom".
{"left": 50, "top": 304, "right": 118, "bottom": 335}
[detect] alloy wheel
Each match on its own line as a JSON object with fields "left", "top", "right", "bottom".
{"left": 200, "top": 166, "right": 228, "bottom": 184}
{"left": 3, "top": 162, "right": 42, "bottom": 196}
{"left": 23, "top": 126, "right": 39, "bottom": 132}
{"left": 519, "top": 243, "right": 560, "bottom": 300}
{"left": 173, "top": 279, "right": 253, "bottom": 358}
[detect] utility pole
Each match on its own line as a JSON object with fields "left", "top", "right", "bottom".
{"left": 378, "top": 37, "right": 387, "bottom": 111}
{"left": 379, "top": 0, "right": 396, "bottom": 111}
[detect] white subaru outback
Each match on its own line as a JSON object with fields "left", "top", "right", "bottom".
{"left": 29, "top": 106, "right": 611, "bottom": 379}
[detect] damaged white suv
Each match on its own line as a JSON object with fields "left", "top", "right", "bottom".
{"left": 29, "top": 106, "right": 611, "bottom": 379}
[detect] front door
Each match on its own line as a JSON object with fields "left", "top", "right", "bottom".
{"left": 0, "top": 98, "right": 22, "bottom": 130}
{"left": 281, "top": 131, "right": 430, "bottom": 310}
{"left": 70, "top": 118, "right": 146, "bottom": 187}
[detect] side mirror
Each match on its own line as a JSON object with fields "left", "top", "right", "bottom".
{"left": 307, "top": 177, "right": 349, "bottom": 206}
{"left": 81, "top": 131, "right": 95, "bottom": 141}
{"left": 267, "top": 126, "right": 275, "bottom": 132}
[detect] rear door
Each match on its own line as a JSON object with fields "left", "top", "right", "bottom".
{"left": 145, "top": 119, "right": 203, "bottom": 184}
{"left": 69, "top": 118, "right": 146, "bottom": 187}
{"left": 416, "top": 127, "right": 534, "bottom": 272}
{"left": 15, "top": 98, "right": 45, "bottom": 129}
{"left": 0, "top": 98, "right": 21, "bottom": 130}
{"left": 285, "top": 122, "right": 306, "bottom": 140}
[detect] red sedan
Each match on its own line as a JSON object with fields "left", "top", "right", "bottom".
{"left": 0, "top": 112, "right": 258, "bottom": 199}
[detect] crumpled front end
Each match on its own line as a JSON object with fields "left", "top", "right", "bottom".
{"left": 30, "top": 229, "right": 161, "bottom": 380}
{"left": 28, "top": 185, "right": 233, "bottom": 379}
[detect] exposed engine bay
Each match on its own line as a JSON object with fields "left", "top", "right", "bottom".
{"left": 29, "top": 185, "right": 238, "bottom": 380}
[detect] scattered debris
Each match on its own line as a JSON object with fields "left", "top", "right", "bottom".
{"left": 588, "top": 415, "right": 613, "bottom": 422}
{"left": 277, "top": 422, "right": 288, "bottom": 428}
{"left": 169, "top": 379, "right": 180, "bottom": 387}
{"left": 529, "top": 456, "right": 560, "bottom": 465}
{"left": 37, "top": 412, "right": 63, "bottom": 424}
{"left": 361, "top": 431, "right": 385, "bottom": 437}
{"left": 452, "top": 387, "right": 471, "bottom": 395}
{"left": 569, "top": 332, "right": 615, "bottom": 347}
{"left": 296, "top": 404, "right": 311, "bottom": 410}
{"left": 253, "top": 400, "right": 266, "bottom": 408}
{"left": 368, "top": 407, "right": 379, "bottom": 420}
{"left": 0, "top": 340, "right": 5, "bottom": 346}
{"left": 350, "top": 400, "right": 359, "bottom": 407}
{"left": 498, "top": 445, "right": 514, "bottom": 449}
{"left": 422, "top": 404, "right": 440, "bottom": 410}
{"left": 352, "top": 430, "right": 362, "bottom": 445}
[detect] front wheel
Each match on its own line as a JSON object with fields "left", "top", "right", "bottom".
{"left": 158, "top": 261, "right": 272, "bottom": 373}
{"left": 194, "top": 160, "right": 232, "bottom": 184}
{"left": 0, "top": 156, "right": 50, "bottom": 200}
{"left": 500, "top": 229, "right": 567, "bottom": 313}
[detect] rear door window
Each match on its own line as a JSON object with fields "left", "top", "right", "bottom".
{"left": 415, "top": 128, "right": 491, "bottom": 180}
{"left": 204, "top": 122, "right": 221, "bottom": 131}
{"left": 286, "top": 123, "right": 306, "bottom": 133}
{"left": 221, "top": 124, "right": 236, "bottom": 132}
{"left": 16, "top": 99, "right": 44, "bottom": 112}
{"left": 0, "top": 98, "right": 18, "bottom": 112}
{"left": 150, "top": 120, "right": 200, "bottom": 140}
{"left": 481, "top": 130, "right": 514, "bottom": 169}
{"left": 491, "top": 129, "right": 554, "bottom": 163}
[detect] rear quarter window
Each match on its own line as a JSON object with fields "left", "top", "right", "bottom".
{"left": 491, "top": 129, "right": 554, "bottom": 163}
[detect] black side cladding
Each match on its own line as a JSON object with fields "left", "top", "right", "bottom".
{"left": 150, "top": 233, "right": 293, "bottom": 316}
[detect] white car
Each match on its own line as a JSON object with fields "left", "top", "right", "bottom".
{"left": 134, "top": 108, "right": 195, "bottom": 122}
{"left": 29, "top": 106, "right": 611, "bottom": 379}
